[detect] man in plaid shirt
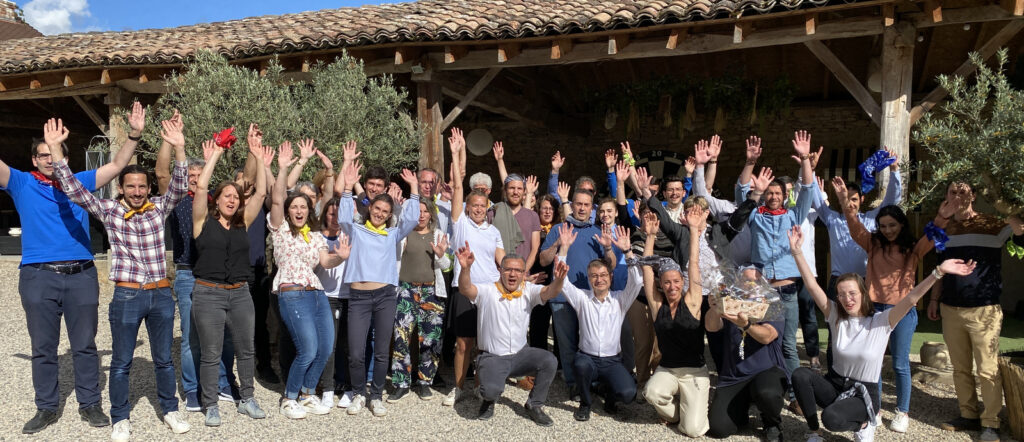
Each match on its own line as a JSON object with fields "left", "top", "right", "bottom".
{"left": 45, "top": 114, "right": 192, "bottom": 441}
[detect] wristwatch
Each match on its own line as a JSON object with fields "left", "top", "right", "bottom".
{"left": 741, "top": 322, "right": 752, "bottom": 332}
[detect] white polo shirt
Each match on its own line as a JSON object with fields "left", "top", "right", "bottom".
{"left": 471, "top": 281, "right": 544, "bottom": 356}
{"left": 561, "top": 263, "right": 643, "bottom": 357}
{"left": 451, "top": 215, "right": 504, "bottom": 287}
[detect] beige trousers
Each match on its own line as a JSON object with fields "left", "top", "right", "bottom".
{"left": 941, "top": 303, "right": 1003, "bottom": 428}
{"left": 644, "top": 365, "right": 710, "bottom": 437}
{"left": 626, "top": 301, "right": 661, "bottom": 386}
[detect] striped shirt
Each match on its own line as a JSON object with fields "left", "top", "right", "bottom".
{"left": 54, "top": 160, "right": 187, "bottom": 284}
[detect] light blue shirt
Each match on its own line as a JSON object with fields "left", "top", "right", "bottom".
{"left": 339, "top": 193, "right": 419, "bottom": 286}
{"left": 814, "top": 171, "right": 902, "bottom": 276}
{"left": 746, "top": 181, "right": 815, "bottom": 280}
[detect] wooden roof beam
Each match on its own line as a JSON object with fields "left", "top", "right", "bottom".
{"left": 666, "top": 29, "right": 687, "bottom": 49}
{"left": 440, "top": 67, "right": 502, "bottom": 131}
{"left": 395, "top": 47, "right": 420, "bottom": 65}
{"left": 925, "top": 0, "right": 943, "bottom": 23}
{"left": 72, "top": 95, "right": 109, "bottom": 134}
{"left": 734, "top": 22, "right": 752, "bottom": 43}
{"left": 883, "top": 4, "right": 895, "bottom": 26}
{"left": 804, "top": 40, "right": 881, "bottom": 125}
{"left": 498, "top": 43, "right": 521, "bottom": 63}
{"left": 608, "top": 34, "right": 629, "bottom": 55}
{"left": 1002, "top": 0, "right": 1024, "bottom": 15}
{"left": 805, "top": 13, "right": 818, "bottom": 35}
{"left": 445, "top": 45, "right": 468, "bottom": 64}
{"left": 101, "top": 68, "right": 137, "bottom": 85}
{"left": 551, "top": 39, "right": 573, "bottom": 59}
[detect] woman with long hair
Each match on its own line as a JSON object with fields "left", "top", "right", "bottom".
{"left": 830, "top": 176, "right": 954, "bottom": 433}
{"left": 190, "top": 132, "right": 269, "bottom": 426}
{"left": 269, "top": 140, "right": 348, "bottom": 419}
{"left": 789, "top": 224, "right": 974, "bottom": 441}
{"left": 389, "top": 199, "right": 451, "bottom": 401}
{"left": 527, "top": 193, "right": 563, "bottom": 350}
{"left": 336, "top": 147, "right": 420, "bottom": 417}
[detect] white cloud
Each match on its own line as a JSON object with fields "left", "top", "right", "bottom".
{"left": 22, "top": 0, "right": 92, "bottom": 35}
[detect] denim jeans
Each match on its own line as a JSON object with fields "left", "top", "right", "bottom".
{"left": 550, "top": 301, "right": 580, "bottom": 390}
{"left": 348, "top": 285, "right": 397, "bottom": 400}
{"left": 278, "top": 289, "right": 334, "bottom": 400}
{"left": 108, "top": 286, "right": 178, "bottom": 423}
{"left": 573, "top": 352, "right": 637, "bottom": 407}
{"left": 174, "top": 270, "right": 235, "bottom": 396}
{"left": 875, "top": 303, "right": 916, "bottom": 413}
{"left": 778, "top": 281, "right": 803, "bottom": 375}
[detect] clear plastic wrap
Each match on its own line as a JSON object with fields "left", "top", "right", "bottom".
{"left": 706, "top": 259, "right": 784, "bottom": 323}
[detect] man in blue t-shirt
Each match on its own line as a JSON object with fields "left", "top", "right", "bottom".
{"left": 0, "top": 105, "right": 144, "bottom": 435}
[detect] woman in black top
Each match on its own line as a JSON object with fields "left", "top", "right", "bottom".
{"left": 191, "top": 133, "right": 269, "bottom": 426}
{"left": 639, "top": 208, "right": 711, "bottom": 438}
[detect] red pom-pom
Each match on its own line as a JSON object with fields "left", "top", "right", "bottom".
{"left": 213, "top": 127, "right": 237, "bottom": 149}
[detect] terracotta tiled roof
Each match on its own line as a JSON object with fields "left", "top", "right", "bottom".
{"left": 0, "top": 0, "right": 852, "bottom": 75}
{"left": 0, "top": 20, "right": 41, "bottom": 41}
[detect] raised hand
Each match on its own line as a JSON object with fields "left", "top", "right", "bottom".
{"left": 815, "top": 175, "right": 826, "bottom": 192}
{"left": 751, "top": 167, "right": 774, "bottom": 194}
{"left": 525, "top": 175, "right": 538, "bottom": 196}
{"left": 634, "top": 167, "right": 650, "bottom": 196}
{"left": 247, "top": 123, "right": 263, "bottom": 150}
{"left": 620, "top": 142, "right": 634, "bottom": 162}
{"left": 787, "top": 225, "right": 804, "bottom": 251}
{"left": 557, "top": 181, "right": 571, "bottom": 203}
{"left": 684, "top": 206, "right": 706, "bottom": 231}
{"left": 553, "top": 259, "right": 569, "bottom": 280}
{"left": 604, "top": 149, "right": 617, "bottom": 171}
{"left": 260, "top": 144, "right": 274, "bottom": 168}
{"left": 551, "top": 150, "right": 565, "bottom": 172}
{"left": 201, "top": 139, "right": 218, "bottom": 162}
{"left": 791, "top": 130, "right": 811, "bottom": 158}
{"left": 342, "top": 159, "right": 362, "bottom": 189}
{"left": 439, "top": 181, "right": 453, "bottom": 201}
{"left": 387, "top": 182, "right": 405, "bottom": 206}
{"left": 612, "top": 225, "right": 631, "bottom": 252}
{"left": 527, "top": 272, "right": 548, "bottom": 284}
{"left": 456, "top": 241, "right": 475, "bottom": 268}
{"left": 341, "top": 140, "right": 359, "bottom": 163}
{"left": 127, "top": 101, "right": 146, "bottom": 135}
{"left": 938, "top": 259, "right": 976, "bottom": 277}
{"left": 938, "top": 198, "right": 958, "bottom": 219}
{"left": 643, "top": 211, "right": 660, "bottom": 236}
{"left": 492, "top": 141, "right": 504, "bottom": 161}
{"left": 297, "top": 139, "right": 316, "bottom": 161}
{"left": 331, "top": 234, "right": 352, "bottom": 261}
{"left": 884, "top": 146, "right": 900, "bottom": 171}
{"left": 160, "top": 118, "right": 185, "bottom": 148}
{"left": 278, "top": 141, "right": 296, "bottom": 169}
{"left": 694, "top": 139, "right": 712, "bottom": 165}
{"left": 316, "top": 149, "right": 334, "bottom": 171}
{"left": 448, "top": 128, "right": 464, "bottom": 154}
{"left": 708, "top": 134, "right": 722, "bottom": 160}
{"left": 400, "top": 168, "right": 418, "bottom": 187}
{"left": 831, "top": 176, "right": 849, "bottom": 205}
{"left": 557, "top": 223, "right": 577, "bottom": 249}
{"left": 684, "top": 156, "right": 696, "bottom": 176}
{"left": 809, "top": 145, "right": 824, "bottom": 169}
{"left": 615, "top": 160, "right": 631, "bottom": 183}
{"left": 43, "top": 118, "right": 70, "bottom": 148}
{"left": 431, "top": 234, "right": 450, "bottom": 258}
{"left": 745, "top": 136, "right": 762, "bottom": 163}
{"left": 594, "top": 224, "right": 614, "bottom": 249}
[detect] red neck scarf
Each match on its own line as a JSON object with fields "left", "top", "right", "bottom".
{"left": 31, "top": 171, "right": 62, "bottom": 192}
{"left": 757, "top": 205, "right": 787, "bottom": 216}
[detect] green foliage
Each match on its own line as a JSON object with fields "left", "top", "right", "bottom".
{"left": 92, "top": 50, "right": 420, "bottom": 184}
{"left": 910, "top": 48, "right": 1024, "bottom": 216}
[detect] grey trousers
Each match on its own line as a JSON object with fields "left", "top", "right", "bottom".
{"left": 477, "top": 347, "right": 557, "bottom": 409}
{"left": 192, "top": 282, "right": 255, "bottom": 408}
{"left": 347, "top": 285, "right": 397, "bottom": 401}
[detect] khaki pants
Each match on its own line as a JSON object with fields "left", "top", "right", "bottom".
{"left": 626, "top": 301, "right": 661, "bottom": 386}
{"left": 940, "top": 303, "right": 1003, "bottom": 428}
{"left": 644, "top": 365, "right": 710, "bottom": 437}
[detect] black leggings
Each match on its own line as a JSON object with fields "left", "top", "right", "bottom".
{"left": 792, "top": 367, "right": 880, "bottom": 432}
{"left": 708, "top": 366, "right": 788, "bottom": 438}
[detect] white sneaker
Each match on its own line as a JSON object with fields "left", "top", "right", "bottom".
{"left": 854, "top": 420, "right": 877, "bottom": 442}
{"left": 111, "top": 419, "right": 131, "bottom": 442}
{"left": 805, "top": 432, "right": 823, "bottom": 442}
{"left": 346, "top": 394, "right": 366, "bottom": 415}
{"left": 321, "top": 391, "right": 335, "bottom": 409}
{"left": 442, "top": 387, "right": 460, "bottom": 407}
{"left": 280, "top": 399, "right": 307, "bottom": 419}
{"left": 890, "top": 411, "right": 909, "bottom": 433}
{"left": 369, "top": 399, "right": 388, "bottom": 417}
{"left": 336, "top": 391, "right": 354, "bottom": 408}
{"left": 163, "top": 411, "right": 191, "bottom": 434}
{"left": 298, "top": 395, "right": 331, "bottom": 415}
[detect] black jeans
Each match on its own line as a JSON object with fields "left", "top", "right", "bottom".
{"left": 528, "top": 304, "right": 552, "bottom": 350}
{"left": 20, "top": 264, "right": 101, "bottom": 411}
{"left": 707, "top": 366, "right": 788, "bottom": 438}
{"left": 478, "top": 348, "right": 557, "bottom": 409}
{"left": 792, "top": 367, "right": 879, "bottom": 432}
{"left": 193, "top": 282, "right": 256, "bottom": 408}
{"left": 249, "top": 265, "right": 273, "bottom": 371}
{"left": 797, "top": 285, "right": 821, "bottom": 358}
{"left": 347, "top": 285, "right": 397, "bottom": 400}
{"left": 321, "top": 297, "right": 351, "bottom": 392}
{"left": 573, "top": 352, "right": 636, "bottom": 407}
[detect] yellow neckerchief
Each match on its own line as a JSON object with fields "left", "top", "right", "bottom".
{"left": 540, "top": 223, "right": 552, "bottom": 234}
{"left": 495, "top": 281, "right": 523, "bottom": 301}
{"left": 364, "top": 220, "right": 388, "bottom": 236}
{"left": 298, "top": 225, "right": 311, "bottom": 243}
{"left": 122, "top": 199, "right": 155, "bottom": 220}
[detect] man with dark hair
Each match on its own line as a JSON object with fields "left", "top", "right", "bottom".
{"left": 45, "top": 113, "right": 196, "bottom": 440}
{"left": 2, "top": 104, "right": 147, "bottom": 435}
{"left": 356, "top": 165, "right": 390, "bottom": 223}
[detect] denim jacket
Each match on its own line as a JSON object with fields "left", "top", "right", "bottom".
{"left": 746, "top": 181, "right": 815, "bottom": 280}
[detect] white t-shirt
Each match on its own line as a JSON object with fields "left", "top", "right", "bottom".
{"left": 827, "top": 301, "right": 894, "bottom": 383}
{"left": 451, "top": 215, "right": 503, "bottom": 287}
{"left": 471, "top": 282, "right": 544, "bottom": 356}
{"left": 315, "top": 232, "right": 350, "bottom": 299}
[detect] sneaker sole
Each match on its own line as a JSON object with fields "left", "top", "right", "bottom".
{"left": 184, "top": 406, "right": 201, "bottom": 412}
{"left": 346, "top": 408, "right": 362, "bottom": 415}
{"left": 386, "top": 396, "right": 408, "bottom": 404}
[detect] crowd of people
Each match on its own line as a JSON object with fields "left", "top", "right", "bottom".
{"left": 4, "top": 107, "right": 1024, "bottom": 442}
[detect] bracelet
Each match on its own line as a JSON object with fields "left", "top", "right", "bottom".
{"left": 932, "top": 267, "right": 945, "bottom": 279}
{"left": 708, "top": 160, "right": 718, "bottom": 164}
{"left": 128, "top": 134, "right": 142, "bottom": 141}
{"left": 799, "top": 154, "right": 810, "bottom": 160}
{"left": 562, "top": 201, "right": 571, "bottom": 205}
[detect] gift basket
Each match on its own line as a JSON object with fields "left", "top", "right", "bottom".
{"left": 706, "top": 260, "right": 784, "bottom": 323}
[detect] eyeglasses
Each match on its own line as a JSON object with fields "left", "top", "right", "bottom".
{"left": 502, "top": 268, "right": 525, "bottom": 274}
{"left": 34, "top": 153, "right": 52, "bottom": 160}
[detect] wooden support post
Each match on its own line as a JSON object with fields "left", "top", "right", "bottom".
{"left": 301, "top": 57, "right": 311, "bottom": 73}
{"left": 551, "top": 39, "right": 573, "bottom": 59}
{"left": 879, "top": 22, "right": 916, "bottom": 197}
{"left": 445, "top": 45, "right": 468, "bottom": 64}
{"left": 440, "top": 67, "right": 501, "bottom": 131}
{"left": 804, "top": 40, "right": 881, "bottom": 125}
{"left": 498, "top": 44, "right": 521, "bottom": 63}
{"left": 1002, "top": 0, "right": 1024, "bottom": 15}
{"left": 29, "top": 77, "right": 41, "bottom": 89}
{"left": 104, "top": 88, "right": 131, "bottom": 195}
{"left": 72, "top": 95, "right": 109, "bottom": 135}
{"left": 925, "top": 0, "right": 943, "bottom": 22}
{"left": 666, "top": 29, "right": 687, "bottom": 49}
{"left": 910, "top": 20, "right": 1024, "bottom": 124}
{"left": 734, "top": 22, "right": 752, "bottom": 43}
{"left": 395, "top": 47, "right": 420, "bottom": 65}
{"left": 415, "top": 76, "right": 444, "bottom": 175}
{"left": 883, "top": 4, "right": 895, "bottom": 26}
{"left": 805, "top": 13, "right": 818, "bottom": 35}
{"left": 608, "top": 34, "right": 629, "bottom": 55}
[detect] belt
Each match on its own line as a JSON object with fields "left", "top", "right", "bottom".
{"left": 115, "top": 279, "right": 171, "bottom": 290}
{"left": 195, "top": 279, "right": 245, "bottom": 290}
{"left": 279, "top": 284, "right": 319, "bottom": 293}
{"left": 27, "top": 260, "right": 94, "bottom": 275}
{"left": 176, "top": 264, "right": 192, "bottom": 271}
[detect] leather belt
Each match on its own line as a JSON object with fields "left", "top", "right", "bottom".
{"left": 27, "top": 260, "right": 94, "bottom": 275}
{"left": 115, "top": 279, "right": 171, "bottom": 290}
{"left": 176, "top": 264, "right": 193, "bottom": 271}
{"left": 279, "top": 284, "right": 319, "bottom": 293}
{"left": 196, "top": 279, "right": 245, "bottom": 290}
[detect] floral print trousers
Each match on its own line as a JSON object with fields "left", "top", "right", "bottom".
{"left": 390, "top": 282, "right": 446, "bottom": 388}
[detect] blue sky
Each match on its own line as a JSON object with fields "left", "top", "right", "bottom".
{"left": 15, "top": 0, "right": 391, "bottom": 35}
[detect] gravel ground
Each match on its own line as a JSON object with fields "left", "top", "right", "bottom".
{"left": 0, "top": 258, "right": 999, "bottom": 441}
